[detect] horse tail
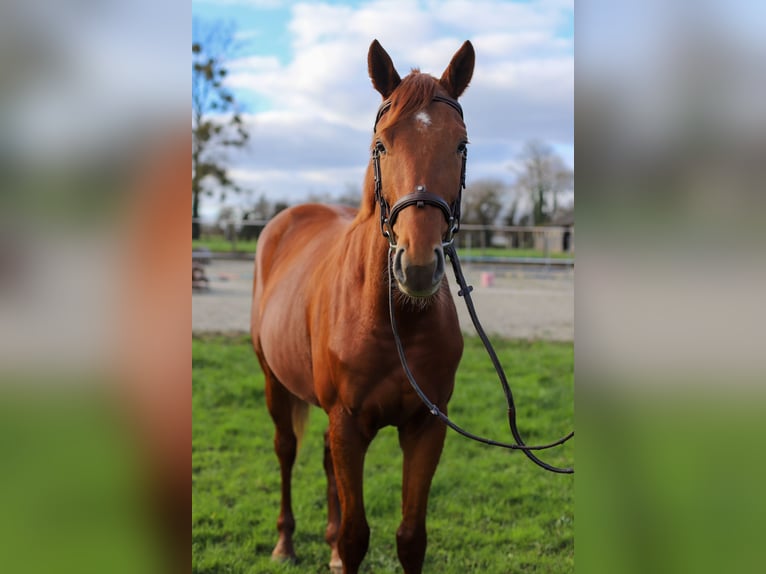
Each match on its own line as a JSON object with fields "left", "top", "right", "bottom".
{"left": 292, "top": 399, "right": 310, "bottom": 450}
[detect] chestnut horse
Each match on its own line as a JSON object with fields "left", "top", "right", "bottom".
{"left": 251, "top": 39, "right": 474, "bottom": 574}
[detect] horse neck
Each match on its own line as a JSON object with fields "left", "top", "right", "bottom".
{"left": 346, "top": 203, "right": 391, "bottom": 317}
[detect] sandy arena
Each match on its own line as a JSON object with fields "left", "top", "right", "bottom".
{"left": 193, "top": 258, "right": 573, "bottom": 341}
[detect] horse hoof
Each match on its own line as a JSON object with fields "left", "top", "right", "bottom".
{"left": 271, "top": 541, "right": 297, "bottom": 563}
{"left": 329, "top": 550, "right": 343, "bottom": 573}
{"left": 271, "top": 552, "right": 297, "bottom": 564}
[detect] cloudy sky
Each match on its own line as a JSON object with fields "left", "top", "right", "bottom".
{"left": 192, "top": 0, "right": 573, "bottom": 219}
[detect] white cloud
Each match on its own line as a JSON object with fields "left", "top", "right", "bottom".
{"left": 218, "top": 0, "right": 573, "bottom": 205}
{"left": 194, "top": 0, "right": 286, "bottom": 7}
{"left": 429, "top": 0, "right": 568, "bottom": 34}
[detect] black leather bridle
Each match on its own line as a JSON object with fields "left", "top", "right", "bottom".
{"left": 371, "top": 95, "right": 467, "bottom": 247}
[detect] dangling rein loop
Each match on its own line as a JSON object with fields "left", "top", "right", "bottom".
{"left": 387, "top": 245, "right": 574, "bottom": 474}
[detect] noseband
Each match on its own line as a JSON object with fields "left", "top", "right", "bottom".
{"left": 372, "top": 95, "right": 467, "bottom": 247}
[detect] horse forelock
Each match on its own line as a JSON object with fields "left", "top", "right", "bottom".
{"left": 377, "top": 70, "right": 437, "bottom": 134}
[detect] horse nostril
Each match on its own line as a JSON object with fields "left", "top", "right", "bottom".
{"left": 393, "top": 247, "right": 406, "bottom": 283}
{"left": 433, "top": 248, "right": 445, "bottom": 283}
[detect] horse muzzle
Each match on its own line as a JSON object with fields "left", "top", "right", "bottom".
{"left": 392, "top": 245, "right": 446, "bottom": 297}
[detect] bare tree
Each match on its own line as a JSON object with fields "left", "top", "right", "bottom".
{"left": 272, "top": 201, "right": 289, "bottom": 218}
{"left": 248, "top": 193, "right": 273, "bottom": 220}
{"left": 335, "top": 183, "right": 362, "bottom": 209}
{"left": 240, "top": 193, "right": 272, "bottom": 241}
{"left": 305, "top": 184, "right": 361, "bottom": 209}
{"left": 462, "top": 179, "right": 506, "bottom": 247}
{"left": 512, "top": 140, "right": 573, "bottom": 225}
{"left": 192, "top": 19, "right": 249, "bottom": 239}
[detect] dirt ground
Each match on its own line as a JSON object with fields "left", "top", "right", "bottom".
{"left": 192, "top": 258, "right": 573, "bottom": 341}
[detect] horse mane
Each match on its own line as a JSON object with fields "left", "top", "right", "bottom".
{"left": 358, "top": 70, "right": 438, "bottom": 220}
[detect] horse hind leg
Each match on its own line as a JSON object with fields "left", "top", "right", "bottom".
{"left": 260, "top": 358, "right": 310, "bottom": 563}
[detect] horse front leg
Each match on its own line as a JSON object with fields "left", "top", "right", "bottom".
{"left": 328, "top": 407, "right": 374, "bottom": 574}
{"left": 323, "top": 428, "right": 342, "bottom": 572}
{"left": 397, "top": 411, "right": 447, "bottom": 574}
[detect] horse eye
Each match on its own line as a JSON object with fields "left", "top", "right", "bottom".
{"left": 375, "top": 140, "right": 387, "bottom": 154}
{"left": 457, "top": 141, "right": 468, "bottom": 153}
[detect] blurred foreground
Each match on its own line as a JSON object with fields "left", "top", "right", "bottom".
{"left": 0, "top": 128, "right": 190, "bottom": 574}
{"left": 1, "top": 1, "right": 189, "bottom": 572}
{"left": 577, "top": 1, "right": 766, "bottom": 573}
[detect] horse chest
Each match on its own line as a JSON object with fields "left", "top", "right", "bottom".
{"left": 323, "top": 327, "right": 458, "bottom": 425}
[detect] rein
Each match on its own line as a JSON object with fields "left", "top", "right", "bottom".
{"left": 375, "top": 96, "right": 574, "bottom": 474}
{"left": 387, "top": 247, "right": 574, "bottom": 474}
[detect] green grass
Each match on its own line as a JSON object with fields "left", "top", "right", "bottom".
{"left": 457, "top": 247, "right": 574, "bottom": 259}
{"left": 577, "top": 392, "right": 766, "bottom": 574}
{"left": 192, "top": 335, "right": 574, "bottom": 573}
{"left": 193, "top": 238, "right": 259, "bottom": 253}
{"left": 192, "top": 238, "right": 572, "bottom": 260}
{"left": 0, "top": 392, "right": 163, "bottom": 574}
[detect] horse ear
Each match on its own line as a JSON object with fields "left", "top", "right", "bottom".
{"left": 439, "top": 41, "right": 475, "bottom": 99}
{"left": 368, "top": 39, "right": 401, "bottom": 99}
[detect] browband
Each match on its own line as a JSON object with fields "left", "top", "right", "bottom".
{"left": 374, "top": 95, "right": 464, "bottom": 132}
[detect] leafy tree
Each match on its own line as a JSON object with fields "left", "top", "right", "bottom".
{"left": 512, "top": 140, "right": 573, "bottom": 225}
{"left": 192, "top": 20, "right": 249, "bottom": 239}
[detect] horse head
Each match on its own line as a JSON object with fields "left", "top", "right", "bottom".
{"left": 368, "top": 39, "right": 474, "bottom": 298}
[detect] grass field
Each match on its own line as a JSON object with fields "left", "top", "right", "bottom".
{"left": 456, "top": 247, "right": 574, "bottom": 260}
{"left": 192, "top": 335, "right": 574, "bottom": 574}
